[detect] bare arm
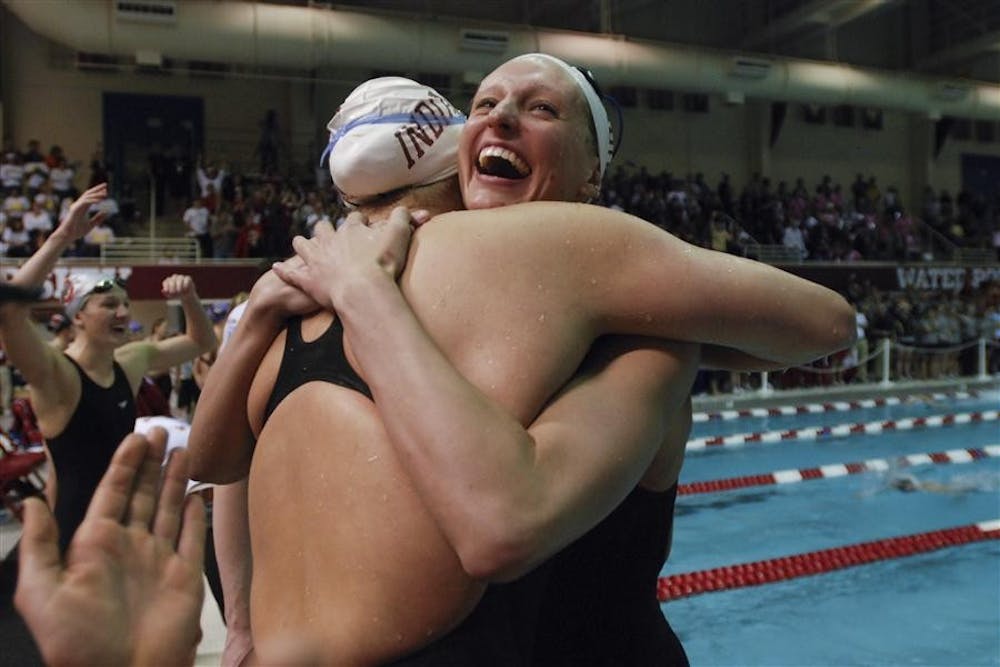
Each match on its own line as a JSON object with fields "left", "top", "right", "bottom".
{"left": 187, "top": 271, "right": 316, "bottom": 483}
{"left": 148, "top": 275, "right": 217, "bottom": 369}
{"left": 8, "top": 184, "right": 107, "bottom": 292}
{"left": 0, "top": 185, "right": 109, "bottom": 411}
{"left": 0, "top": 302, "right": 68, "bottom": 413}
{"left": 430, "top": 203, "right": 857, "bottom": 364}
{"left": 190, "top": 286, "right": 314, "bottom": 662}
{"left": 699, "top": 344, "right": 794, "bottom": 371}
{"left": 274, "top": 204, "right": 851, "bottom": 579}
{"left": 185, "top": 301, "right": 275, "bottom": 482}
{"left": 212, "top": 480, "right": 255, "bottom": 667}
{"left": 117, "top": 275, "right": 217, "bottom": 391}
{"left": 275, "top": 216, "right": 700, "bottom": 580}
{"left": 192, "top": 354, "right": 213, "bottom": 390}
{"left": 463, "top": 337, "right": 698, "bottom": 579}
{"left": 583, "top": 203, "right": 858, "bottom": 360}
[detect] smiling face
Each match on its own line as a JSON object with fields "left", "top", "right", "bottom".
{"left": 74, "top": 286, "right": 131, "bottom": 345}
{"left": 459, "top": 56, "right": 600, "bottom": 210}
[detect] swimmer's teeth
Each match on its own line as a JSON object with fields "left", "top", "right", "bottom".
{"left": 477, "top": 146, "right": 530, "bottom": 177}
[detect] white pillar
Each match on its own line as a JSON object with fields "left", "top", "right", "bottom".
{"left": 978, "top": 338, "right": 988, "bottom": 380}
{"left": 880, "top": 338, "right": 893, "bottom": 386}
{"left": 149, "top": 173, "right": 157, "bottom": 245}
{"left": 759, "top": 371, "right": 773, "bottom": 396}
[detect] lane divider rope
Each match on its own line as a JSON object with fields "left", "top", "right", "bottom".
{"left": 692, "top": 389, "right": 981, "bottom": 423}
{"left": 686, "top": 410, "right": 999, "bottom": 451}
{"left": 678, "top": 444, "right": 1000, "bottom": 496}
{"left": 658, "top": 519, "right": 1000, "bottom": 601}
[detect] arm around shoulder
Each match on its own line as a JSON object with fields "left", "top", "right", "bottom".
{"left": 187, "top": 273, "right": 314, "bottom": 483}
{"left": 452, "top": 339, "right": 700, "bottom": 581}
{"left": 546, "top": 204, "right": 857, "bottom": 365}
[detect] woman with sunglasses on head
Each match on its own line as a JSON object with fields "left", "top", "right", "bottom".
{"left": 0, "top": 183, "right": 216, "bottom": 663}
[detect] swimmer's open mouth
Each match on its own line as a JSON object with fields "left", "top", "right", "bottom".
{"left": 477, "top": 147, "right": 530, "bottom": 179}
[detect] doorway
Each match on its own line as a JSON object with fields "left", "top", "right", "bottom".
{"left": 102, "top": 93, "right": 204, "bottom": 230}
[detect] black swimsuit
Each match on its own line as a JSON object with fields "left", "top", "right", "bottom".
{"left": 0, "top": 356, "right": 135, "bottom": 666}
{"left": 384, "top": 565, "right": 550, "bottom": 667}
{"left": 264, "top": 316, "right": 371, "bottom": 421}
{"left": 531, "top": 484, "right": 689, "bottom": 666}
{"left": 263, "top": 316, "right": 546, "bottom": 665}
{"left": 47, "top": 356, "right": 136, "bottom": 553}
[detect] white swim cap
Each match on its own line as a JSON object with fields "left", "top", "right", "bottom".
{"left": 62, "top": 274, "right": 125, "bottom": 318}
{"left": 508, "top": 54, "right": 613, "bottom": 180}
{"left": 323, "top": 77, "right": 466, "bottom": 205}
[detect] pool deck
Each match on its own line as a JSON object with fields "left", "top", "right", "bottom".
{"left": 3, "top": 373, "right": 996, "bottom": 665}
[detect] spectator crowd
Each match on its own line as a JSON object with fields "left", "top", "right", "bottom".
{"left": 597, "top": 166, "right": 1000, "bottom": 263}
{"left": 2, "top": 136, "right": 999, "bottom": 264}
{"left": 1, "top": 137, "right": 998, "bottom": 401}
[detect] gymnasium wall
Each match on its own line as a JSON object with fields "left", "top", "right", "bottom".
{"left": 3, "top": 7, "right": 998, "bottom": 207}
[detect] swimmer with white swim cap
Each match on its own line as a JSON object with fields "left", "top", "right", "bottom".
{"left": 191, "top": 57, "right": 855, "bottom": 665}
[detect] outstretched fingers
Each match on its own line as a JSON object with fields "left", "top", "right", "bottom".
{"left": 124, "top": 428, "right": 168, "bottom": 529}
{"left": 74, "top": 184, "right": 108, "bottom": 211}
{"left": 74, "top": 184, "right": 108, "bottom": 217}
{"left": 78, "top": 183, "right": 108, "bottom": 201}
{"left": 176, "top": 494, "right": 207, "bottom": 567}
{"left": 83, "top": 432, "right": 154, "bottom": 524}
{"left": 152, "top": 447, "right": 189, "bottom": 544}
{"left": 14, "top": 497, "right": 62, "bottom": 615}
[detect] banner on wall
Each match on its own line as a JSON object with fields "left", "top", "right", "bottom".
{"left": 0, "top": 263, "right": 265, "bottom": 305}
{"left": 773, "top": 263, "right": 1000, "bottom": 295}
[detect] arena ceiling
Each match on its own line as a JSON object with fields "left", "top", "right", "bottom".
{"left": 272, "top": 0, "right": 1000, "bottom": 84}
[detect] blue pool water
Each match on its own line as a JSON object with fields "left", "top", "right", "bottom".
{"left": 690, "top": 392, "right": 1000, "bottom": 439}
{"left": 683, "top": 421, "right": 1000, "bottom": 486}
{"left": 666, "top": 388, "right": 1000, "bottom": 666}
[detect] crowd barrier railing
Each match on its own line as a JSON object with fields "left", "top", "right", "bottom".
{"left": 747, "top": 337, "right": 996, "bottom": 396}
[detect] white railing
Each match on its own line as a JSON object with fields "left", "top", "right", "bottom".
{"left": 741, "top": 337, "right": 996, "bottom": 397}
{"left": 100, "top": 237, "right": 201, "bottom": 263}
{"left": 745, "top": 243, "right": 804, "bottom": 264}
{"left": 955, "top": 248, "right": 997, "bottom": 264}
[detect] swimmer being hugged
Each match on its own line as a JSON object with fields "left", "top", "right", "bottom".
{"left": 191, "top": 58, "right": 855, "bottom": 665}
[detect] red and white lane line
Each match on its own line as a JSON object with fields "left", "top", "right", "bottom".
{"left": 692, "top": 389, "right": 981, "bottom": 423}
{"left": 678, "top": 444, "right": 1000, "bottom": 496}
{"left": 657, "top": 519, "right": 1000, "bottom": 601}
{"left": 686, "top": 409, "right": 1000, "bottom": 451}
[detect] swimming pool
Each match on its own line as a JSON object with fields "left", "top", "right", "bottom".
{"left": 664, "top": 387, "right": 1000, "bottom": 666}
